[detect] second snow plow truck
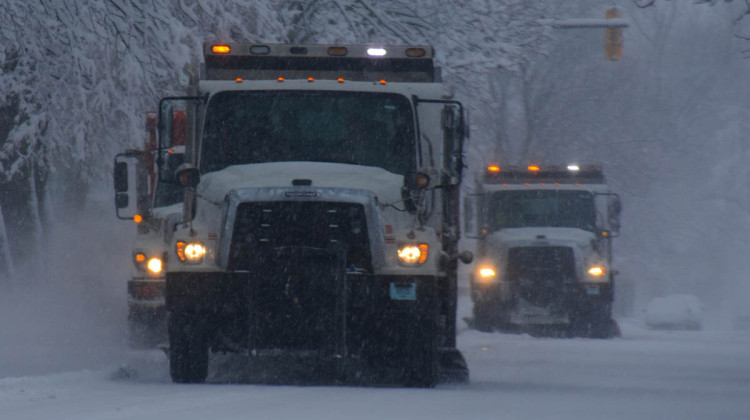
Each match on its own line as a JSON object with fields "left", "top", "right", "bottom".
{"left": 115, "top": 42, "right": 472, "bottom": 386}
{"left": 466, "top": 164, "right": 621, "bottom": 338}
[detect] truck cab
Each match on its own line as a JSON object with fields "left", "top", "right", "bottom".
{"left": 467, "top": 164, "right": 621, "bottom": 338}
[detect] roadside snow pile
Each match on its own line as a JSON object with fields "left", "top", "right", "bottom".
{"left": 644, "top": 294, "right": 703, "bottom": 330}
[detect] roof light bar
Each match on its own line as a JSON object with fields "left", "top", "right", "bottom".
{"left": 483, "top": 164, "right": 605, "bottom": 184}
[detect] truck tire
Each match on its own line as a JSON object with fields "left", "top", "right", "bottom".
{"left": 472, "top": 301, "right": 496, "bottom": 333}
{"left": 569, "top": 304, "right": 619, "bottom": 339}
{"left": 401, "top": 324, "right": 438, "bottom": 388}
{"left": 168, "top": 311, "right": 209, "bottom": 383}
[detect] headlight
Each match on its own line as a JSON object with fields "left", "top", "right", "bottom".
{"left": 587, "top": 265, "right": 607, "bottom": 278}
{"left": 476, "top": 265, "right": 498, "bottom": 284}
{"left": 397, "top": 243, "right": 428, "bottom": 266}
{"left": 176, "top": 240, "right": 206, "bottom": 264}
{"left": 147, "top": 257, "right": 163, "bottom": 274}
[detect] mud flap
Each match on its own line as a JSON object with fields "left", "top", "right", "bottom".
{"left": 438, "top": 347, "right": 469, "bottom": 384}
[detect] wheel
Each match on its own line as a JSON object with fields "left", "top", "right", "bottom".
{"left": 568, "top": 303, "right": 619, "bottom": 339}
{"left": 472, "top": 301, "right": 496, "bottom": 333}
{"left": 128, "top": 310, "right": 167, "bottom": 349}
{"left": 168, "top": 311, "right": 209, "bottom": 383}
{"left": 401, "top": 329, "right": 438, "bottom": 388}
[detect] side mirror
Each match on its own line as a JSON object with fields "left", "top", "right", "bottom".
{"left": 113, "top": 152, "right": 147, "bottom": 220}
{"left": 175, "top": 163, "right": 200, "bottom": 188}
{"left": 401, "top": 170, "right": 432, "bottom": 213}
{"left": 441, "top": 104, "right": 465, "bottom": 186}
{"left": 609, "top": 195, "right": 622, "bottom": 234}
{"left": 463, "top": 195, "right": 478, "bottom": 238}
{"left": 114, "top": 162, "right": 129, "bottom": 193}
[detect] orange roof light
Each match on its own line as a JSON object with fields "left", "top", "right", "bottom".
{"left": 212, "top": 44, "right": 231, "bottom": 54}
{"left": 277, "top": 77, "right": 285, "bottom": 82}
{"left": 307, "top": 77, "right": 315, "bottom": 82}
{"left": 405, "top": 48, "right": 426, "bottom": 57}
{"left": 235, "top": 77, "right": 243, "bottom": 83}
{"left": 379, "top": 79, "right": 387, "bottom": 85}
{"left": 337, "top": 77, "right": 345, "bottom": 83}
{"left": 487, "top": 165, "right": 501, "bottom": 172}
{"left": 328, "top": 46, "right": 348, "bottom": 56}
{"left": 528, "top": 165, "right": 540, "bottom": 172}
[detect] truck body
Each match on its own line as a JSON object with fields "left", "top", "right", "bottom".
{"left": 117, "top": 43, "right": 472, "bottom": 386}
{"left": 467, "top": 164, "right": 621, "bottom": 338}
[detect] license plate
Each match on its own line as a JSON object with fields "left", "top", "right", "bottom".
{"left": 586, "top": 285, "right": 600, "bottom": 295}
{"left": 389, "top": 282, "right": 416, "bottom": 300}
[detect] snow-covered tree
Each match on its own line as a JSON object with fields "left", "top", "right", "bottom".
{"left": 0, "top": 0, "right": 553, "bottom": 283}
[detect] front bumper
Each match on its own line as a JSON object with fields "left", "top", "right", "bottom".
{"left": 472, "top": 278, "right": 613, "bottom": 325}
{"left": 166, "top": 261, "right": 442, "bottom": 357}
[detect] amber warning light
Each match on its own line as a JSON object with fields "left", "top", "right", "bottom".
{"left": 212, "top": 44, "right": 231, "bottom": 54}
{"left": 487, "top": 165, "right": 501, "bottom": 173}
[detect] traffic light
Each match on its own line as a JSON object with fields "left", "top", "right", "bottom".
{"left": 605, "top": 8, "right": 623, "bottom": 61}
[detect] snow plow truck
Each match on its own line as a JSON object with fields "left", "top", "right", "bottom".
{"left": 114, "top": 42, "right": 473, "bottom": 386}
{"left": 115, "top": 112, "right": 185, "bottom": 348}
{"left": 466, "top": 164, "right": 621, "bottom": 338}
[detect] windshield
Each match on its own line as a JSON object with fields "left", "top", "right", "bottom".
{"left": 200, "top": 91, "right": 415, "bottom": 175}
{"left": 488, "top": 190, "right": 595, "bottom": 232}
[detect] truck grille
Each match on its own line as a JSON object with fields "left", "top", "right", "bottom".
{"left": 506, "top": 246, "right": 575, "bottom": 307}
{"left": 228, "top": 201, "right": 371, "bottom": 272}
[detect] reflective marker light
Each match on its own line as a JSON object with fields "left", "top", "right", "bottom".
{"left": 133, "top": 252, "right": 147, "bottom": 271}
{"left": 328, "top": 46, "right": 348, "bottom": 56}
{"left": 212, "top": 44, "right": 231, "bottom": 54}
{"left": 147, "top": 257, "right": 163, "bottom": 274}
{"left": 367, "top": 47, "right": 387, "bottom": 56}
{"left": 249, "top": 45, "right": 270, "bottom": 55}
{"left": 405, "top": 48, "right": 426, "bottom": 57}
{"left": 567, "top": 164, "right": 580, "bottom": 171}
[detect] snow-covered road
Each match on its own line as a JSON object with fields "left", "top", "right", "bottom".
{"left": 2, "top": 318, "right": 749, "bottom": 420}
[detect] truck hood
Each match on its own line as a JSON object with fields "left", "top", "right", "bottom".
{"left": 197, "top": 162, "right": 404, "bottom": 204}
{"left": 486, "top": 227, "right": 597, "bottom": 249}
